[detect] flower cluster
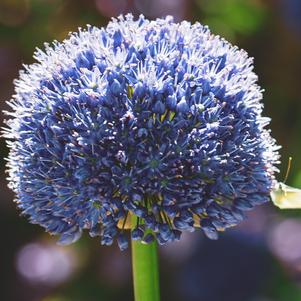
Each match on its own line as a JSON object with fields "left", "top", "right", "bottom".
{"left": 4, "top": 15, "right": 279, "bottom": 250}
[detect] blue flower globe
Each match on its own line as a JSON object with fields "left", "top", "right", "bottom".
{"left": 4, "top": 15, "right": 279, "bottom": 250}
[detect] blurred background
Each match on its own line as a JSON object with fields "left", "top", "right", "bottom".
{"left": 1, "top": 0, "right": 301, "bottom": 300}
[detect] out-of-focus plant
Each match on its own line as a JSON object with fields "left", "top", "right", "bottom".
{"left": 195, "top": 0, "right": 267, "bottom": 40}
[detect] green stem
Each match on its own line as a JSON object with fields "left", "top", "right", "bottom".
{"left": 131, "top": 216, "right": 160, "bottom": 301}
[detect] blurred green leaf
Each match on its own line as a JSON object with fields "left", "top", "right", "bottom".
{"left": 196, "top": 0, "right": 267, "bottom": 39}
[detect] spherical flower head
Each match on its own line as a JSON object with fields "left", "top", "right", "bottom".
{"left": 3, "top": 14, "right": 279, "bottom": 249}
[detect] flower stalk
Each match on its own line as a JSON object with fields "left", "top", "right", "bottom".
{"left": 131, "top": 215, "right": 160, "bottom": 301}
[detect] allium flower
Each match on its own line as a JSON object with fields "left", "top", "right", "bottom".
{"left": 3, "top": 15, "right": 279, "bottom": 250}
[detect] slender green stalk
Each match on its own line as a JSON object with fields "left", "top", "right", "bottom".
{"left": 131, "top": 216, "right": 160, "bottom": 301}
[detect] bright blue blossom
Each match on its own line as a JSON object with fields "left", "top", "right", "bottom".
{"left": 3, "top": 15, "right": 279, "bottom": 250}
